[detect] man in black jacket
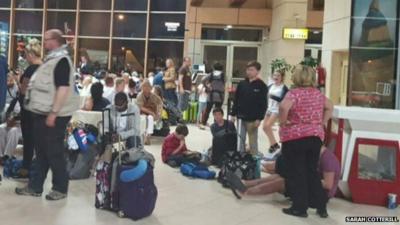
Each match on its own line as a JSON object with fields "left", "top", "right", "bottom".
{"left": 231, "top": 61, "right": 267, "bottom": 155}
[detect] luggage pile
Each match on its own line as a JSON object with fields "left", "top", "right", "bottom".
{"left": 65, "top": 121, "right": 99, "bottom": 180}
{"left": 94, "top": 107, "right": 157, "bottom": 221}
{"left": 95, "top": 143, "right": 158, "bottom": 220}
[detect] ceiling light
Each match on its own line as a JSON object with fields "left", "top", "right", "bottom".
{"left": 118, "top": 14, "right": 125, "bottom": 21}
{"left": 165, "top": 22, "right": 180, "bottom": 32}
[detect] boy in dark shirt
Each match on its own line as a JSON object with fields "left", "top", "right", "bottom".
{"left": 210, "top": 108, "right": 237, "bottom": 167}
{"left": 230, "top": 61, "right": 268, "bottom": 155}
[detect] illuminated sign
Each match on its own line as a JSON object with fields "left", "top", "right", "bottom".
{"left": 165, "top": 22, "right": 180, "bottom": 32}
{"left": 283, "top": 28, "right": 308, "bottom": 40}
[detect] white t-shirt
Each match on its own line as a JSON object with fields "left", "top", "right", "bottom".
{"left": 116, "top": 110, "right": 128, "bottom": 133}
{"left": 103, "top": 87, "right": 115, "bottom": 103}
{"left": 267, "top": 84, "right": 284, "bottom": 114}
{"left": 197, "top": 84, "right": 208, "bottom": 103}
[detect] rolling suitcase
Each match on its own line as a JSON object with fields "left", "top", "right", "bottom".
{"left": 190, "top": 101, "right": 198, "bottom": 123}
{"left": 115, "top": 164, "right": 158, "bottom": 220}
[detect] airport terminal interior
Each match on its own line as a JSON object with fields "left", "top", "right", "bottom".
{"left": 0, "top": 0, "right": 400, "bottom": 225}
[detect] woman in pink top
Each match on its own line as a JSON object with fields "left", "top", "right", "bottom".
{"left": 279, "top": 65, "right": 333, "bottom": 219}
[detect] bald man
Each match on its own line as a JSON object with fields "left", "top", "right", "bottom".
{"left": 16, "top": 29, "right": 79, "bottom": 200}
{"left": 137, "top": 79, "right": 163, "bottom": 145}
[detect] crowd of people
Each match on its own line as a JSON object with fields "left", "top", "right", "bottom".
{"left": 0, "top": 28, "right": 339, "bottom": 219}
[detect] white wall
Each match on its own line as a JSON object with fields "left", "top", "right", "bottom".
{"left": 321, "top": 0, "right": 352, "bottom": 99}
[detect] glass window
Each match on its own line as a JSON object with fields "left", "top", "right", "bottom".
{"left": 306, "top": 30, "right": 322, "bottom": 44}
{"left": 349, "top": 48, "right": 397, "bottom": 109}
{"left": 79, "top": 38, "right": 109, "bottom": 71}
{"left": 80, "top": 0, "right": 111, "bottom": 10}
{"left": 48, "top": 0, "right": 77, "bottom": 9}
{"left": 79, "top": 12, "right": 110, "bottom": 37}
{"left": 147, "top": 41, "right": 183, "bottom": 72}
{"left": 312, "top": 0, "right": 324, "bottom": 10}
{"left": 352, "top": 0, "right": 397, "bottom": 19}
{"left": 151, "top": 0, "right": 186, "bottom": 11}
{"left": 16, "top": 0, "right": 43, "bottom": 8}
{"left": 150, "top": 14, "right": 185, "bottom": 39}
{"left": 47, "top": 12, "right": 76, "bottom": 34}
{"left": 0, "top": 11, "right": 10, "bottom": 32}
{"left": 13, "top": 36, "right": 42, "bottom": 70}
{"left": 113, "top": 14, "right": 146, "bottom": 38}
{"left": 351, "top": 18, "right": 397, "bottom": 48}
{"left": 0, "top": 12, "right": 10, "bottom": 58}
{"left": 203, "top": 45, "right": 227, "bottom": 75}
{"left": 111, "top": 40, "right": 145, "bottom": 73}
{"left": 0, "top": 0, "right": 11, "bottom": 8}
{"left": 115, "top": 0, "right": 147, "bottom": 11}
{"left": 358, "top": 144, "right": 396, "bottom": 181}
{"left": 202, "top": 28, "right": 263, "bottom": 42}
{"left": 15, "top": 11, "right": 43, "bottom": 34}
{"left": 232, "top": 47, "right": 258, "bottom": 79}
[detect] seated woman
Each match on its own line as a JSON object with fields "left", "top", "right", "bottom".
{"left": 136, "top": 80, "right": 163, "bottom": 145}
{"left": 82, "top": 82, "right": 111, "bottom": 112}
{"left": 161, "top": 124, "right": 200, "bottom": 168}
{"left": 227, "top": 146, "right": 340, "bottom": 202}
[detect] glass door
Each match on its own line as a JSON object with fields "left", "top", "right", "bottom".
{"left": 203, "top": 45, "right": 228, "bottom": 75}
{"left": 231, "top": 46, "right": 259, "bottom": 80}
{"left": 202, "top": 43, "right": 260, "bottom": 85}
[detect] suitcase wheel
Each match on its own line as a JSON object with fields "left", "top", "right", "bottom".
{"left": 118, "top": 210, "right": 125, "bottom": 218}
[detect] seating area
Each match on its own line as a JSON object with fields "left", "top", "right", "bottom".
{"left": 0, "top": 124, "right": 398, "bottom": 225}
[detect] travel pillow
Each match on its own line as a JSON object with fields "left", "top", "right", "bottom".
{"left": 120, "top": 159, "right": 148, "bottom": 182}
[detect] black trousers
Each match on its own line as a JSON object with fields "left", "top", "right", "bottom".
{"left": 202, "top": 101, "right": 223, "bottom": 125}
{"left": 20, "top": 109, "right": 34, "bottom": 170}
{"left": 29, "top": 114, "right": 71, "bottom": 194}
{"left": 281, "top": 136, "right": 328, "bottom": 213}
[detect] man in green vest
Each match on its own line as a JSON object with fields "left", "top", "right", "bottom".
{"left": 16, "top": 29, "right": 79, "bottom": 200}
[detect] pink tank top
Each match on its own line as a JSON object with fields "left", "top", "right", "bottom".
{"left": 279, "top": 88, "right": 326, "bottom": 142}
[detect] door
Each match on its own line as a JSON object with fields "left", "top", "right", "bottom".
{"left": 202, "top": 43, "right": 260, "bottom": 87}
{"left": 202, "top": 45, "right": 228, "bottom": 75}
{"left": 231, "top": 46, "right": 259, "bottom": 82}
{"left": 340, "top": 59, "right": 349, "bottom": 105}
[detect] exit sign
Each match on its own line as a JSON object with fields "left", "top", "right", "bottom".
{"left": 283, "top": 28, "right": 308, "bottom": 40}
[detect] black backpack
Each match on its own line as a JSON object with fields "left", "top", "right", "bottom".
{"left": 211, "top": 123, "right": 237, "bottom": 167}
{"left": 217, "top": 151, "right": 258, "bottom": 189}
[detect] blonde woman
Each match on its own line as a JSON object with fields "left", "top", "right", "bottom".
{"left": 263, "top": 70, "right": 289, "bottom": 160}
{"left": 19, "top": 38, "right": 42, "bottom": 177}
{"left": 279, "top": 65, "right": 333, "bottom": 218}
{"left": 163, "top": 58, "right": 178, "bottom": 106}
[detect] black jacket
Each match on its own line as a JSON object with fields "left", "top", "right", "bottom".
{"left": 231, "top": 78, "right": 268, "bottom": 121}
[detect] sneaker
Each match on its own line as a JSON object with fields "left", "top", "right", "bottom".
{"left": 15, "top": 186, "right": 42, "bottom": 197}
{"left": 45, "top": 190, "right": 67, "bottom": 201}
{"left": 199, "top": 125, "right": 206, "bottom": 130}
{"left": 263, "top": 144, "right": 281, "bottom": 161}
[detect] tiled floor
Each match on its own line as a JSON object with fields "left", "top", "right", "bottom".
{"left": 0, "top": 124, "right": 398, "bottom": 225}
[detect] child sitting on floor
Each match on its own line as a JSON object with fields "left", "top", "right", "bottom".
{"left": 162, "top": 124, "right": 201, "bottom": 167}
